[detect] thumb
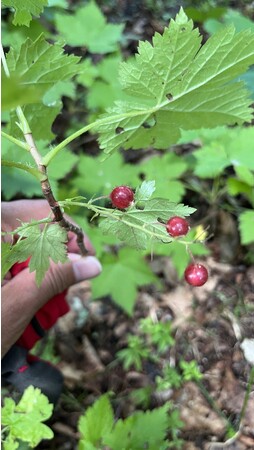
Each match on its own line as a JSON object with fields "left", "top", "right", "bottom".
{"left": 1, "top": 255, "right": 102, "bottom": 356}
{"left": 36, "top": 254, "right": 102, "bottom": 301}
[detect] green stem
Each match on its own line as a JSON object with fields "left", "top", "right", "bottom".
{"left": 239, "top": 366, "right": 254, "bottom": 427}
{"left": 42, "top": 108, "right": 155, "bottom": 166}
{"left": 16, "top": 106, "right": 31, "bottom": 134}
{"left": 1, "top": 131, "right": 29, "bottom": 151}
{"left": 60, "top": 199, "right": 196, "bottom": 245}
{"left": 1, "top": 44, "right": 10, "bottom": 77}
{"left": 196, "top": 380, "right": 236, "bottom": 431}
{"left": 1, "top": 159, "right": 47, "bottom": 181}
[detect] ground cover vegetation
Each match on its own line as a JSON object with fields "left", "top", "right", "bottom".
{"left": 1, "top": 0, "right": 254, "bottom": 449}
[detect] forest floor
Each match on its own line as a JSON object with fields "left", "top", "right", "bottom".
{"left": 37, "top": 249, "right": 254, "bottom": 450}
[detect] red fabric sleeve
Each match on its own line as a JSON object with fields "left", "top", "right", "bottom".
{"left": 10, "top": 260, "right": 70, "bottom": 350}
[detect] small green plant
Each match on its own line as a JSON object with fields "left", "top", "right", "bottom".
{"left": 1, "top": 386, "right": 54, "bottom": 449}
{"left": 116, "top": 335, "right": 150, "bottom": 371}
{"left": 77, "top": 393, "right": 183, "bottom": 450}
{"left": 140, "top": 317, "right": 175, "bottom": 353}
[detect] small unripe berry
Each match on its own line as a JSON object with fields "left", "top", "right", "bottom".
{"left": 110, "top": 186, "right": 134, "bottom": 209}
{"left": 166, "top": 216, "right": 189, "bottom": 237}
{"left": 184, "top": 263, "right": 208, "bottom": 287}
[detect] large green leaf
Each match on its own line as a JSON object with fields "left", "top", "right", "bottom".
{"left": 55, "top": 2, "right": 124, "bottom": 54}
{"left": 74, "top": 152, "right": 139, "bottom": 197}
{"left": 96, "top": 8, "right": 254, "bottom": 156}
{"left": 7, "top": 34, "right": 80, "bottom": 98}
{"left": 2, "top": 0, "right": 48, "bottom": 26}
{"left": 92, "top": 248, "right": 158, "bottom": 315}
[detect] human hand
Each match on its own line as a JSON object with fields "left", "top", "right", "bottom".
{"left": 1, "top": 200, "right": 102, "bottom": 357}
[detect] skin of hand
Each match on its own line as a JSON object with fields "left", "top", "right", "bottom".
{"left": 1, "top": 200, "right": 102, "bottom": 357}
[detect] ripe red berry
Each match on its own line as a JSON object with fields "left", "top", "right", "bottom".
{"left": 110, "top": 186, "right": 134, "bottom": 209}
{"left": 166, "top": 216, "right": 189, "bottom": 237}
{"left": 184, "top": 263, "right": 208, "bottom": 287}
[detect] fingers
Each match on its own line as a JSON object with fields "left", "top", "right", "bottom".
{"left": 1, "top": 255, "right": 102, "bottom": 357}
{"left": 1, "top": 200, "right": 95, "bottom": 254}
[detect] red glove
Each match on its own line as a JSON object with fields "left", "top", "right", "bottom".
{"left": 10, "top": 260, "right": 70, "bottom": 350}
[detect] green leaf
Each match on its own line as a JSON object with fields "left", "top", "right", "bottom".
{"left": 55, "top": 2, "right": 124, "bottom": 54}
{"left": 2, "top": 0, "right": 48, "bottom": 26}
{"left": 97, "top": 9, "right": 254, "bottom": 156}
{"left": 74, "top": 152, "right": 139, "bottom": 197}
{"left": 104, "top": 403, "right": 170, "bottom": 450}
{"left": 239, "top": 210, "right": 254, "bottom": 245}
{"left": 1, "top": 242, "right": 13, "bottom": 281}
{"left": 2, "top": 386, "right": 53, "bottom": 448}
{"left": 43, "top": 80, "right": 76, "bottom": 105}
{"left": 185, "top": 126, "right": 254, "bottom": 179}
{"left": 8, "top": 222, "right": 68, "bottom": 285}
{"left": 192, "top": 142, "right": 229, "bottom": 178}
{"left": 2, "top": 73, "right": 45, "bottom": 111}
{"left": 139, "top": 153, "right": 187, "bottom": 202}
{"left": 135, "top": 180, "right": 156, "bottom": 202}
{"left": 99, "top": 199, "right": 195, "bottom": 250}
{"left": 7, "top": 34, "right": 80, "bottom": 100}
{"left": 92, "top": 248, "right": 158, "bottom": 315}
{"left": 78, "top": 394, "right": 114, "bottom": 447}
{"left": 9, "top": 102, "right": 62, "bottom": 140}
{"left": 204, "top": 9, "right": 254, "bottom": 35}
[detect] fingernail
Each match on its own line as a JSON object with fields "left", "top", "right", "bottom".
{"left": 71, "top": 255, "right": 102, "bottom": 282}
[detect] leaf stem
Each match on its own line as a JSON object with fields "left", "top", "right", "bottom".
{"left": 42, "top": 108, "right": 156, "bottom": 166}
{"left": 1, "top": 45, "right": 88, "bottom": 256}
{"left": 60, "top": 200, "right": 179, "bottom": 243}
{"left": 1, "top": 44, "right": 10, "bottom": 77}
{"left": 1, "top": 159, "right": 46, "bottom": 181}
{"left": 1, "top": 131, "right": 29, "bottom": 151}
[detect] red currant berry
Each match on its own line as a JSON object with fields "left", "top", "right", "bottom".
{"left": 166, "top": 216, "right": 189, "bottom": 237}
{"left": 184, "top": 263, "right": 208, "bottom": 287}
{"left": 110, "top": 186, "right": 134, "bottom": 209}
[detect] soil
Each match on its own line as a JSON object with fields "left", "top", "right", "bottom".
{"left": 35, "top": 252, "right": 254, "bottom": 450}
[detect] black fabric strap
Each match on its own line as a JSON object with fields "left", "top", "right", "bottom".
{"left": 30, "top": 316, "right": 45, "bottom": 338}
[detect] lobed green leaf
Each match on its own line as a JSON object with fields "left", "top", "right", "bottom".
{"left": 97, "top": 9, "right": 254, "bottom": 156}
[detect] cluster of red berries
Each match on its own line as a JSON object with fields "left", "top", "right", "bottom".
{"left": 109, "top": 186, "right": 208, "bottom": 287}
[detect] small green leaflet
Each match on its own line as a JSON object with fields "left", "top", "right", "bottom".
{"left": 1, "top": 386, "right": 53, "bottom": 448}
{"left": 78, "top": 394, "right": 114, "bottom": 448}
{"left": 99, "top": 199, "right": 196, "bottom": 250}
{"left": 7, "top": 222, "right": 68, "bottom": 285}
{"left": 2, "top": 0, "right": 48, "bottom": 27}
{"left": 55, "top": 2, "right": 124, "bottom": 54}
{"left": 135, "top": 180, "right": 156, "bottom": 202}
{"left": 92, "top": 248, "right": 159, "bottom": 315}
{"left": 97, "top": 8, "right": 254, "bottom": 156}
{"left": 239, "top": 210, "right": 254, "bottom": 245}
